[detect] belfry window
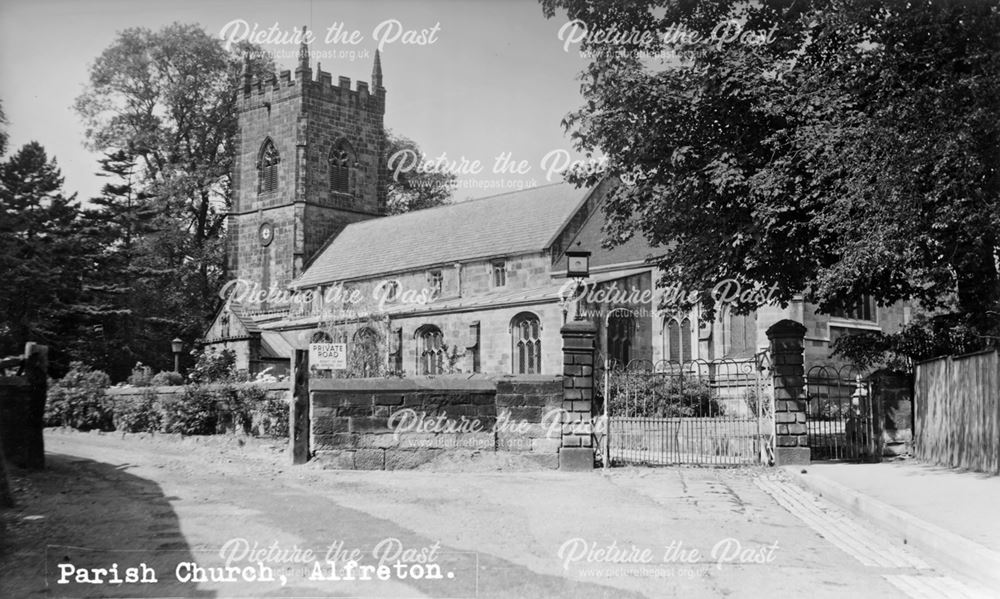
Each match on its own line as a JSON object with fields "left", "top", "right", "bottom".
{"left": 330, "top": 140, "right": 355, "bottom": 194}
{"left": 259, "top": 139, "right": 279, "bottom": 194}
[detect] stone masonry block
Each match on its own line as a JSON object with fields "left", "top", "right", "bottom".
{"left": 384, "top": 449, "right": 442, "bottom": 470}
{"left": 786, "top": 423, "right": 807, "bottom": 436}
{"left": 351, "top": 417, "right": 390, "bottom": 433}
{"left": 776, "top": 435, "right": 798, "bottom": 447}
{"left": 559, "top": 447, "right": 594, "bottom": 471}
{"left": 353, "top": 448, "right": 385, "bottom": 470}
{"left": 357, "top": 433, "right": 400, "bottom": 449}
{"left": 313, "top": 450, "right": 355, "bottom": 470}
{"left": 530, "top": 437, "right": 562, "bottom": 454}
{"left": 313, "top": 417, "right": 350, "bottom": 435}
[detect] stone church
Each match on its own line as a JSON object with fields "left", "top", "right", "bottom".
{"left": 202, "top": 41, "right": 910, "bottom": 378}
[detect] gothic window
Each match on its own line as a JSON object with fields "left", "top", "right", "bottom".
{"left": 492, "top": 260, "right": 507, "bottom": 287}
{"left": 428, "top": 270, "right": 443, "bottom": 298}
{"left": 353, "top": 327, "right": 380, "bottom": 377}
{"left": 330, "top": 140, "right": 355, "bottom": 194}
{"left": 607, "top": 312, "right": 635, "bottom": 367}
{"left": 831, "top": 295, "right": 876, "bottom": 322}
{"left": 511, "top": 312, "right": 541, "bottom": 374}
{"left": 382, "top": 280, "right": 399, "bottom": 302}
{"left": 258, "top": 139, "right": 279, "bottom": 194}
{"left": 721, "top": 307, "right": 758, "bottom": 358}
{"left": 390, "top": 327, "right": 403, "bottom": 375}
{"left": 663, "top": 316, "right": 692, "bottom": 363}
{"left": 310, "top": 330, "right": 333, "bottom": 343}
{"left": 416, "top": 325, "right": 445, "bottom": 375}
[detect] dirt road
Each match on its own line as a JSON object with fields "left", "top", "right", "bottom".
{"left": 0, "top": 430, "right": 981, "bottom": 598}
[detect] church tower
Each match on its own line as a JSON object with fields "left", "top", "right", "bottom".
{"left": 227, "top": 30, "right": 387, "bottom": 295}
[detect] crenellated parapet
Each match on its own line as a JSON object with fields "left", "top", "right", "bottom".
{"left": 239, "top": 64, "right": 385, "bottom": 115}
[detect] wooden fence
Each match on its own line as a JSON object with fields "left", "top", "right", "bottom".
{"left": 914, "top": 349, "right": 1000, "bottom": 475}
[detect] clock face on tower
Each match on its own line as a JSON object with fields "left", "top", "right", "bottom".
{"left": 259, "top": 222, "right": 274, "bottom": 247}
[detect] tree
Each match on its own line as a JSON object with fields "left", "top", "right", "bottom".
{"left": 74, "top": 23, "right": 274, "bottom": 337}
{"left": 385, "top": 130, "right": 457, "bottom": 214}
{"left": 0, "top": 142, "right": 86, "bottom": 370}
{"left": 0, "top": 99, "right": 7, "bottom": 156}
{"left": 74, "top": 150, "right": 166, "bottom": 379}
{"left": 540, "top": 0, "right": 1000, "bottom": 350}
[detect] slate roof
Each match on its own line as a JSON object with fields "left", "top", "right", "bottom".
{"left": 272, "top": 267, "right": 653, "bottom": 329}
{"left": 292, "top": 182, "right": 592, "bottom": 288}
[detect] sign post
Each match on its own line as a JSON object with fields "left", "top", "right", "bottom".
{"left": 290, "top": 349, "right": 310, "bottom": 464}
{"left": 309, "top": 343, "right": 347, "bottom": 371}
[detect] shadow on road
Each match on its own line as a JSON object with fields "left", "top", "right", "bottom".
{"left": 0, "top": 452, "right": 214, "bottom": 598}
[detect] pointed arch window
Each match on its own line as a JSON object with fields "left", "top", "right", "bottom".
{"left": 310, "top": 330, "right": 333, "bottom": 344}
{"left": 511, "top": 312, "right": 541, "bottom": 374}
{"left": 258, "top": 139, "right": 280, "bottom": 194}
{"left": 416, "top": 325, "right": 445, "bottom": 375}
{"left": 353, "top": 327, "right": 380, "bottom": 377}
{"left": 663, "top": 316, "right": 692, "bottom": 363}
{"left": 330, "top": 139, "right": 356, "bottom": 194}
{"left": 607, "top": 311, "right": 635, "bottom": 367}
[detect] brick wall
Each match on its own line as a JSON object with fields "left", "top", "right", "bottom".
{"left": 309, "top": 375, "right": 563, "bottom": 470}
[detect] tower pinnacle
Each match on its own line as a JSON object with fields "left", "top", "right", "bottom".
{"left": 296, "top": 26, "right": 310, "bottom": 76}
{"left": 372, "top": 49, "right": 383, "bottom": 89}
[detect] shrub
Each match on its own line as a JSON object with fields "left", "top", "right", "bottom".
{"left": 44, "top": 362, "right": 114, "bottom": 431}
{"left": 115, "top": 388, "right": 162, "bottom": 433}
{"left": 246, "top": 386, "right": 289, "bottom": 438}
{"left": 225, "top": 384, "right": 288, "bottom": 437}
{"left": 606, "top": 370, "right": 721, "bottom": 418}
{"left": 126, "top": 362, "right": 155, "bottom": 387}
{"left": 161, "top": 385, "right": 220, "bottom": 435}
{"left": 188, "top": 347, "right": 236, "bottom": 384}
{"left": 150, "top": 371, "right": 184, "bottom": 386}
{"left": 44, "top": 364, "right": 111, "bottom": 429}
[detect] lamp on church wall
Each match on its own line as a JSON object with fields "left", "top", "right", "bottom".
{"left": 171, "top": 338, "right": 184, "bottom": 373}
{"left": 565, "top": 250, "right": 591, "bottom": 321}
{"left": 566, "top": 250, "right": 591, "bottom": 279}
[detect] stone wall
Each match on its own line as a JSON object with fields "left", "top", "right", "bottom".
{"left": 309, "top": 375, "right": 563, "bottom": 470}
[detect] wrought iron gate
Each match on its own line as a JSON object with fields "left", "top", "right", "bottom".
{"left": 804, "top": 365, "right": 875, "bottom": 461}
{"left": 597, "top": 353, "right": 774, "bottom": 466}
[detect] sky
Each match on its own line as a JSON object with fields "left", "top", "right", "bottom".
{"left": 0, "top": 0, "right": 592, "bottom": 202}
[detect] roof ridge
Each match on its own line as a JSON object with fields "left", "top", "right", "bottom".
{"left": 348, "top": 180, "right": 572, "bottom": 230}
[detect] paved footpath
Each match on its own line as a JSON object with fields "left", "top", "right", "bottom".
{"left": 784, "top": 460, "right": 1000, "bottom": 596}
{"left": 793, "top": 461, "right": 1000, "bottom": 552}
{"left": 0, "top": 431, "right": 994, "bottom": 598}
